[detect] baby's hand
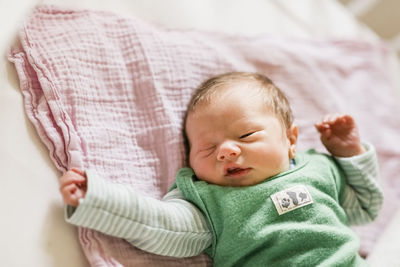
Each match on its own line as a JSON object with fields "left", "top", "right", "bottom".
{"left": 315, "top": 114, "right": 365, "bottom": 157}
{"left": 59, "top": 168, "right": 87, "bottom": 207}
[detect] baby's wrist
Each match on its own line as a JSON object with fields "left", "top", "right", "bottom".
{"left": 354, "top": 144, "right": 366, "bottom": 155}
{"left": 331, "top": 143, "right": 365, "bottom": 158}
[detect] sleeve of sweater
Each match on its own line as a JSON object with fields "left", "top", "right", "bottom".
{"left": 334, "top": 142, "right": 383, "bottom": 225}
{"left": 65, "top": 170, "right": 212, "bottom": 257}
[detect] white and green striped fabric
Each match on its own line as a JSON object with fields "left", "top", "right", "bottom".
{"left": 335, "top": 143, "right": 382, "bottom": 225}
{"left": 66, "top": 143, "right": 382, "bottom": 257}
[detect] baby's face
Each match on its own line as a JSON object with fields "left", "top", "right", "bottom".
{"left": 186, "top": 87, "right": 297, "bottom": 187}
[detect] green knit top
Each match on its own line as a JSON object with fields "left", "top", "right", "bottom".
{"left": 175, "top": 150, "right": 367, "bottom": 267}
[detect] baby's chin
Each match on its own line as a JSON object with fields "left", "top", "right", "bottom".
{"left": 227, "top": 170, "right": 287, "bottom": 187}
{"left": 196, "top": 174, "right": 268, "bottom": 187}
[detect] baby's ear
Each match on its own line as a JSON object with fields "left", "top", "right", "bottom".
{"left": 287, "top": 124, "right": 298, "bottom": 159}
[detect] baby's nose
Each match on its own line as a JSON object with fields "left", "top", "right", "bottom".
{"left": 217, "top": 142, "right": 241, "bottom": 161}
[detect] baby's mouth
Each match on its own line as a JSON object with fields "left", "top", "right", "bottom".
{"left": 227, "top": 168, "right": 243, "bottom": 174}
{"left": 224, "top": 167, "right": 252, "bottom": 177}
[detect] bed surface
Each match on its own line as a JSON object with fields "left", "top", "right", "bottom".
{"left": 1, "top": 1, "right": 399, "bottom": 266}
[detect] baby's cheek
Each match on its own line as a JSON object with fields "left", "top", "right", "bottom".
{"left": 257, "top": 148, "right": 288, "bottom": 169}
{"left": 192, "top": 159, "right": 213, "bottom": 179}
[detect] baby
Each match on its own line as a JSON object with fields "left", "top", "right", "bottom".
{"left": 60, "top": 72, "right": 382, "bottom": 266}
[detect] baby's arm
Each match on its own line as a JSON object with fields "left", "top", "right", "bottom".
{"left": 334, "top": 143, "right": 383, "bottom": 224}
{"left": 316, "top": 114, "right": 383, "bottom": 224}
{"left": 59, "top": 169, "right": 212, "bottom": 257}
{"left": 315, "top": 114, "right": 365, "bottom": 157}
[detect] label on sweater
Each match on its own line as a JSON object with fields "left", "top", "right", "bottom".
{"left": 271, "top": 185, "right": 313, "bottom": 215}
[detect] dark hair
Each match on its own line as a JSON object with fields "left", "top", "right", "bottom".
{"left": 183, "top": 72, "right": 293, "bottom": 159}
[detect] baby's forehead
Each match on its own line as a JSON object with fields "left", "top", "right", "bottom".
{"left": 196, "top": 83, "right": 269, "bottom": 108}
{"left": 187, "top": 92, "right": 272, "bottom": 125}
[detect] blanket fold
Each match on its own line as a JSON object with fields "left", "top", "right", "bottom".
{"left": 9, "top": 5, "right": 400, "bottom": 266}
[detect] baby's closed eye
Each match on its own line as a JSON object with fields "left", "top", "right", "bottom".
{"left": 200, "top": 145, "right": 216, "bottom": 157}
{"left": 240, "top": 132, "right": 255, "bottom": 139}
{"left": 240, "top": 130, "right": 263, "bottom": 140}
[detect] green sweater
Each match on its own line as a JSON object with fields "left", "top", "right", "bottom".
{"left": 175, "top": 150, "right": 367, "bottom": 266}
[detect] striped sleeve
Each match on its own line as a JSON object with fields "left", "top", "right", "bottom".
{"left": 335, "top": 142, "right": 383, "bottom": 225}
{"left": 65, "top": 170, "right": 212, "bottom": 257}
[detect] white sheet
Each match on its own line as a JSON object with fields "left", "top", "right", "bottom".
{"left": 1, "top": 1, "right": 398, "bottom": 266}
{"left": 367, "top": 209, "right": 400, "bottom": 266}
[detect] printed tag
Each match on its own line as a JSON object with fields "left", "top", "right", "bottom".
{"left": 270, "top": 185, "right": 313, "bottom": 215}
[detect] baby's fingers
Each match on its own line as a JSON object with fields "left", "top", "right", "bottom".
{"left": 60, "top": 183, "right": 84, "bottom": 206}
{"left": 318, "top": 127, "right": 333, "bottom": 141}
{"left": 60, "top": 183, "right": 76, "bottom": 195}
{"left": 314, "top": 122, "right": 328, "bottom": 133}
{"left": 323, "top": 114, "right": 355, "bottom": 127}
{"left": 322, "top": 113, "right": 343, "bottom": 125}
{"left": 60, "top": 170, "right": 86, "bottom": 186}
{"left": 71, "top": 168, "right": 86, "bottom": 177}
{"left": 60, "top": 183, "right": 79, "bottom": 205}
{"left": 315, "top": 114, "right": 340, "bottom": 132}
{"left": 338, "top": 114, "right": 355, "bottom": 127}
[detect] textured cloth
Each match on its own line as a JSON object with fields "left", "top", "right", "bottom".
{"left": 8, "top": 4, "right": 400, "bottom": 266}
{"left": 174, "top": 151, "right": 377, "bottom": 266}
{"left": 65, "top": 145, "right": 381, "bottom": 265}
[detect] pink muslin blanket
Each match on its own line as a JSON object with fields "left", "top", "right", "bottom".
{"left": 9, "top": 5, "right": 400, "bottom": 266}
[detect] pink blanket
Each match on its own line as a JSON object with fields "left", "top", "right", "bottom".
{"left": 9, "top": 5, "right": 400, "bottom": 266}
